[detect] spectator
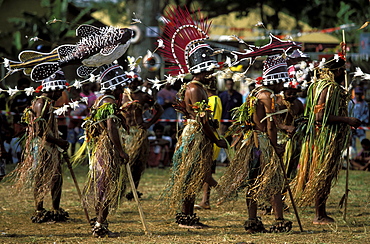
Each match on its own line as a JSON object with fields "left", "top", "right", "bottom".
{"left": 54, "top": 90, "right": 69, "bottom": 140}
{"left": 351, "top": 138, "right": 370, "bottom": 171}
{"left": 348, "top": 86, "right": 369, "bottom": 153}
{"left": 9, "top": 78, "right": 33, "bottom": 134}
{"left": 218, "top": 78, "right": 243, "bottom": 137}
{"left": 67, "top": 88, "right": 88, "bottom": 155}
{"left": 157, "top": 83, "right": 177, "bottom": 124}
{"left": 142, "top": 79, "right": 154, "bottom": 96}
{"left": 148, "top": 123, "right": 172, "bottom": 168}
{"left": 163, "top": 122, "right": 178, "bottom": 162}
{"left": 80, "top": 83, "right": 97, "bottom": 108}
{"left": 0, "top": 114, "right": 10, "bottom": 181}
{"left": 3, "top": 128, "right": 22, "bottom": 164}
{"left": 0, "top": 82, "right": 9, "bottom": 112}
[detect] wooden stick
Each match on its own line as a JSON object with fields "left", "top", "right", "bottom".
{"left": 278, "top": 157, "right": 304, "bottom": 232}
{"left": 342, "top": 29, "right": 349, "bottom": 221}
{"left": 126, "top": 163, "right": 151, "bottom": 235}
{"left": 343, "top": 146, "right": 350, "bottom": 221}
{"left": 62, "top": 152, "right": 90, "bottom": 224}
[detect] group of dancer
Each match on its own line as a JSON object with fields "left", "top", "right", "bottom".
{"left": 8, "top": 62, "right": 163, "bottom": 237}
{"left": 158, "top": 7, "right": 361, "bottom": 233}
{"left": 3, "top": 6, "right": 362, "bottom": 238}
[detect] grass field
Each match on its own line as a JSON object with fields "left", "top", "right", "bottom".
{"left": 1, "top": 164, "right": 369, "bottom": 244}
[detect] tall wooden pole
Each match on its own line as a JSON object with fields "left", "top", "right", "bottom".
{"left": 342, "top": 29, "right": 349, "bottom": 221}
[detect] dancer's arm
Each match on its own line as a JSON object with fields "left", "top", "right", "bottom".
{"left": 316, "top": 87, "right": 361, "bottom": 127}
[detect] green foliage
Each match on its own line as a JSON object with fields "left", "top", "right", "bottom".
{"left": 12, "top": 31, "right": 22, "bottom": 51}
{"left": 6, "top": 0, "right": 94, "bottom": 54}
{"left": 91, "top": 1, "right": 129, "bottom": 25}
{"left": 94, "top": 103, "right": 117, "bottom": 121}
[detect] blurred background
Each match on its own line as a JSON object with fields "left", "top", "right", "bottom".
{"left": 1, "top": 0, "right": 370, "bottom": 85}
{"left": 1, "top": 0, "right": 370, "bottom": 166}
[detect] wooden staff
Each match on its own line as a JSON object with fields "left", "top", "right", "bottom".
{"left": 342, "top": 29, "right": 350, "bottom": 221}
{"left": 62, "top": 152, "right": 90, "bottom": 224}
{"left": 277, "top": 155, "right": 304, "bottom": 232}
{"left": 126, "top": 163, "right": 151, "bottom": 235}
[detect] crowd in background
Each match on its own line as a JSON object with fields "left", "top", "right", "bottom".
{"left": 1, "top": 71, "right": 370, "bottom": 180}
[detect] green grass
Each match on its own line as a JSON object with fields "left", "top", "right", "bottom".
{"left": 0, "top": 164, "right": 369, "bottom": 243}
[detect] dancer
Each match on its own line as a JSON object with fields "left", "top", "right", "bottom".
{"left": 217, "top": 55, "right": 293, "bottom": 233}
{"left": 160, "top": 7, "right": 227, "bottom": 229}
{"left": 81, "top": 63, "right": 130, "bottom": 237}
{"left": 291, "top": 55, "right": 361, "bottom": 224}
{"left": 195, "top": 80, "right": 223, "bottom": 210}
{"left": 120, "top": 73, "right": 163, "bottom": 199}
{"left": 11, "top": 71, "right": 69, "bottom": 223}
{"left": 276, "top": 78, "right": 305, "bottom": 179}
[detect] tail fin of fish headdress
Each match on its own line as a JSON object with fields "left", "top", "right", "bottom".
{"left": 3, "top": 48, "right": 59, "bottom": 77}
{"left": 159, "top": 6, "right": 219, "bottom": 76}
{"left": 231, "top": 34, "right": 301, "bottom": 66}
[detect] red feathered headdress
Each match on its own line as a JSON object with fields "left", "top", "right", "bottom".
{"left": 159, "top": 7, "right": 219, "bottom": 76}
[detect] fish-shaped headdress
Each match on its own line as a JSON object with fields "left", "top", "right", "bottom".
{"left": 260, "top": 55, "right": 292, "bottom": 86}
{"left": 3, "top": 25, "right": 133, "bottom": 81}
{"left": 159, "top": 7, "right": 219, "bottom": 76}
{"left": 39, "top": 70, "right": 67, "bottom": 92}
{"left": 97, "top": 63, "right": 131, "bottom": 93}
{"left": 31, "top": 25, "right": 133, "bottom": 81}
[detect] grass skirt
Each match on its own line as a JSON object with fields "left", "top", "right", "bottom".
{"left": 291, "top": 125, "right": 348, "bottom": 206}
{"left": 290, "top": 80, "right": 350, "bottom": 206}
{"left": 217, "top": 130, "right": 283, "bottom": 204}
{"left": 122, "top": 125, "right": 149, "bottom": 169}
{"left": 10, "top": 136, "right": 62, "bottom": 202}
{"left": 164, "top": 120, "right": 213, "bottom": 212}
{"left": 84, "top": 130, "right": 127, "bottom": 211}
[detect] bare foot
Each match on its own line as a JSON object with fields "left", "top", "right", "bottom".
{"left": 179, "top": 222, "right": 209, "bottom": 229}
{"left": 194, "top": 203, "right": 211, "bottom": 210}
{"left": 312, "top": 216, "right": 335, "bottom": 225}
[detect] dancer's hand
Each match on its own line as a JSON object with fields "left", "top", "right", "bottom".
{"left": 139, "top": 122, "right": 151, "bottom": 130}
{"left": 216, "top": 139, "right": 228, "bottom": 148}
{"left": 275, "top": 144, "right": 285, "bottom": 157}
{"left": 58, "top": 140, "right": 70, "bottom": 152}
{"left": 347, "top": 117, "right": 361, "bottom": 128}
{"left": 285, "top": 125, "right": 296, "bottom": 137}
{"left": 119, "top": 151, "right": 129, "bottom": 162}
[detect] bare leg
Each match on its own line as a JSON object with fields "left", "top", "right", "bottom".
{"left": 182, "top": 196, "right": 195, "bottom": 215}
{"left": 92, "top": 183, "right": 118, "bottom": 237}
{"left": 195, "top": 163, "right": 216, "bottom": 209}
{"left": 31, "top": 177, "right": 51, "bottom": 223}
{"left": 360, "top": 161, "right": 370, "bottom": 171}
{"left": 269, "top": 194, "right": 293, "bottom": 232}
{"left": 177, "top": 196, "right": 208, "bottom": 229}
{"left": 246, "top": 197, "right": 258, "bottom": 220}
{"left": 97, "top": 202, "right": 109, "bottom": 224}
{"left": 271, "top": 194, "right": 284, "bottom": 220}
{"left": 313, "top": 195, "right": 334, "bottom": 224}
{"left": 195, "top": 183, "right": 211, "bottom": 209}
{"left": 51, "top": 172, "right": 62, "bottom": 210}
{"left": 34, "top": 196, "right": 44, "bottom": 211}
{"left": 34, "top": 176, "right": 44, "bottom": 211}
{"left": 244, "top": 196, "right": 267, "bottom": 233}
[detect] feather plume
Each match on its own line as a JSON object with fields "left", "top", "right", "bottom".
{"left": 159, "top": 7, "right": 211, "bottom": 76}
